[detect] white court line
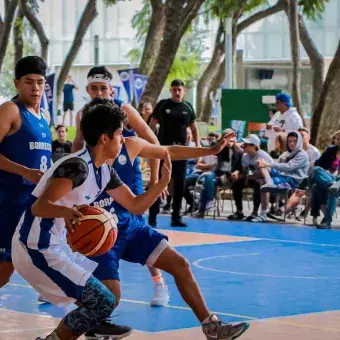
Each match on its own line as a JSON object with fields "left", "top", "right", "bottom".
{"left": 6, "top": 283, "right": 257, "bottom": 320}
{"left": 258, "top": 237, "right": 340, "bottom": 248}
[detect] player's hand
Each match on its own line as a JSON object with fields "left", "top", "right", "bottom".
{"left": 63, "top": 207, "right": 84, "bottom": 234}
{"left": 22, "top": 168, "right": 44, "bottom": 184}
{"left": 212, "top": 131, "right": 236, "bottom": 154}
{"left": 160, "top": 152, "right": 172, "bottom": 185}
{"left": 273, "top": 126, "right": 283, "bottom": 132}
{"left": 230, "top": 171, "right": 239, "bottom": 182}
{"left": 160, "top": 187, "right": 169, "bottom": 200}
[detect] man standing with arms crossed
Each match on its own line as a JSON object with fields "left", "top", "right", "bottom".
{"left": 149, "top": 79, "right": 200, "bottom": 227}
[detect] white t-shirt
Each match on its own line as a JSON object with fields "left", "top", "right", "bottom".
{"left": 275, "top": 108, "right": 303, "bottom": 133}
{"left": 266, "top": 112, "right": 281, "bottom": 152}
{"left": 306, "top": 144, "right": 320, "bottom": 164}
{"left": 242, "top": 149, "right": 274, "bottom": 172}
{"left": 203, "top": 154, "right": 217, "bottom": 166}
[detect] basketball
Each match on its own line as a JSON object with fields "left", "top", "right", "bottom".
{"left": 67, "top": 206, "right": 118, "bottom": 257}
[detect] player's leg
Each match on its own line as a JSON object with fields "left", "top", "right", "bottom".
{"left": 0, "top": 262, "right": 14, "bottom": 288}
{"left": 38, "top": 276, "right": 115, "bottom": 340}
{"left": 152, "top": 247, "right": 249, "bottom": 340}
{"left": 125, "top": 226, "right": 248, "bottom": 339}
{"left": 147, "top": 266, "right": 170, "bottom": 307}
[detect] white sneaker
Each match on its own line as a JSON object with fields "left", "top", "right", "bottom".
{"left": 38, "top": 295, "right": 50, "bottom": 303}
{"left": 206, "top": 200, "right": 215, "bottom": 211}
{"left": 150, "top": 283, "right": 170, "bottom": 307}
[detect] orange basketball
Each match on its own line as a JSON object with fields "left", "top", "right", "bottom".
{"left": 67, "top": 206, "right": 118, "bottom": 257}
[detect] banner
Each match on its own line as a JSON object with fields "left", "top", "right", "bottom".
{"left": 133, "top": 74, "right": 148, "bottom": 108}
{"left": 42, "top": 73, "right": 56, "bottom": 126}
{"left": 113, "top": 85, "right": 121, "bottom": 100}
{"left": 117, "top": 68, "right": 139, "bottom": 103}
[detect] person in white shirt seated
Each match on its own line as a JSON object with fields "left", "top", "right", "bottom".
{"left": 273, "top": 93, "right": 303, "bottom": 134}
{"left": 264, "top": 108, "right": 281, "bottom": 154}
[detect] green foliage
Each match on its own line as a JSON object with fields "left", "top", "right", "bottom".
{"left": 299, "top": 0, "right": 329, "bottom": 20}
{"left": 128, "top": 0, "right": 206, "bottom": 87}
{"left": 0, "top": 33, "right": 38, "bottom": 100}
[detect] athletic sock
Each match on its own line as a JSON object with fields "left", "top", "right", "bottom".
{"left": 260, "top": 209, "right": 267, "bottom": 216}
{"left": 265, "top": 177, "right": 274, "bottom": 185}
{"left": 152, "top": 274, "right": 165, "bottom": 286}
{"left": 201, "top": 314, "right": 218, "bottom": 324}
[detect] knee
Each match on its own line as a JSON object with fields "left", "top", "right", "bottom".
{"left": 98, "top": 291, "right": 116, "bottom": 319}
{"left": 171, "top": 254, "right": 191, "bottom": 275}
{"left": 113, "top": 291, "right": 121, "bottom": 307}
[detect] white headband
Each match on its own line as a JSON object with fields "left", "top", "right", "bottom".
{"left": 87, "top": 74, "right": 111, "bottom": 85}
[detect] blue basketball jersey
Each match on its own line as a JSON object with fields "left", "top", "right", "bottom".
{"left": 0, "top": 101, "right": 52, "bottom": 200}
{"left": 91, "top": 128, "right": 145, "bottom": 228}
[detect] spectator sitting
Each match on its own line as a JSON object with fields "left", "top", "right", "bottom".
{"left": 309, "top": 131, "right": 340, "bottom": 229}
{"left": 184, "top": 133, "right": 219, "bottom": 213}
{"left": 228, "top": 134, "right": 273, "bottom": 221}
{"left": 256, "top": 132, "right": 310, "bottom": 222}
{"left": 193, "top": 129, "right": 242, "bottom": 218}
{"left": 270, "top": 132, "right": 287, "bottom": 160}
{"left": 52, "top": 124, "right": 72, "bottom": 162}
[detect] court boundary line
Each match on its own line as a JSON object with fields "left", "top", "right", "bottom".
{"left": 6, "top": 283, "right": 257, "bottom": 320}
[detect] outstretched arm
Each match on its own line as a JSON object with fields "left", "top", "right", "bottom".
{"left": 72, "top": 111, "right": 85, "bottom": 152}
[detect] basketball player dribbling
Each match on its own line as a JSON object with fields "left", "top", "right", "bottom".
{"left": 72, "top": 66, "right": 172, "bottom": 312}
{"left": 80, "top": 101, "right": 249, "bottom": 340}
{"left": 12, "top": 99, "right": 172, "bottom": 340}
{"left": 0, "top": 56, "right": 52, "bottom": 289}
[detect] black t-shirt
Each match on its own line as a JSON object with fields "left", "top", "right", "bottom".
{"left": 52, "top": 140, "right": 72, "bottom": 155}
{"left": 152, "top": 99, "right": 196, "bottom": 145}
{"left": 52, "top": 157, "right": 123, "bottom": 191}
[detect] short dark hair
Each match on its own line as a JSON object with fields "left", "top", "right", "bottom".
{"left": 171, "top": 79, "right": 185, "bottom": 87}
{"left": 81, "top": 98, "right": 126, "bottom": 147}
{"left": 87, "top": 66, "right": 112, "bottom": 80}
{"left": 208, "top": 132, "right": 219, "bottom": 139}
{"left": 56, "top": 124, "right": 67, "bottom": 132}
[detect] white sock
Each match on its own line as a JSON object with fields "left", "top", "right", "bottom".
{"left": 265, "top": 177, "right": 274, "bottom": 185}
{"left": 260, "top": 209, "right": 267, "bottom": 216}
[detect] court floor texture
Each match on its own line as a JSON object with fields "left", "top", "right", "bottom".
{"left": 1, "top": 215, "right": 340, "bottom": 339}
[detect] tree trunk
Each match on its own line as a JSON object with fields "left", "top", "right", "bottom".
{"left": 286, "top": 0, "right": 304, "bottom": 120}
{"left": 198, "top": 0, "right": 285, "bottom": 123}
{"left": 56, "top": 0, "right": 98, "bottom": 106}
{"left": 311, "top": 39, "right": 340, "bottom": 146}
{"left": 13, "top": 6, "right": 24, "bottom": 67}
{"left": 20, "top": 0, "right": 49, "bottom": 61}
{"left": 297, "top": 13, "right": 324, "bottom": 113}
{"left": 140, "top": 0, "right": 205, "bottom": 107}
{"left": 196, "top": 19, "right": 225, "bottom": 120}
{"left": 139, "top": 0, "right": 166, "bottom": 76}
{"left": 0, "top": 0, "right": 19, "bottom": 75}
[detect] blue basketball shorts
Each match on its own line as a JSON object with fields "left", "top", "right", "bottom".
{"left": 91, "top": 224, "right": 168, "bottom": 281}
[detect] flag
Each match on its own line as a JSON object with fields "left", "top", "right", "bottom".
{"left": 113, "top": 85, "right": 121, "bottom": 99}
{"left": 42, "top": 73, "right": 56, "bottom": 126}
{"left": 133, "top": 74, "right": 148, "bottom": 108}
{"left": 117, "top": 68, "right": 139, "bottom": 103}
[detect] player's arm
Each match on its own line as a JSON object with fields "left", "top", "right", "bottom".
{"left": 149, "top": 117, "right": 158, "bottom": 133}
{"left": 107, "top": 152, "right": 171, "bottom": 215}
{"left": 127, "top": 132, "right": 234, "bottom": 162}
{"left": 72, "top": 111, "right": 85, "bottom": 152}
{"left": 0, "top": 102, "right": 44, "bottom": 184}
{"left": 31, "top": 158, "right": 88, "bottom": 230}
{"left": 121, "top": 103, "right": 160, "bottom": 184}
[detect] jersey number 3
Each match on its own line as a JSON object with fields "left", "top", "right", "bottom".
{"left": 40, "top": 155, "right": 48, "bottom": 171}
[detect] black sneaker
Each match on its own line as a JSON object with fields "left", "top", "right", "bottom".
{"left": 148, "top": 216, "right": 157, "bottom": 228}
{"left": 85, "top": 321, "right": 132, "bottom": 339}
{"left": 171, "top": 219, "right": 187, "bottom": 227}
{"left": 183, "top": 205, "right": 193, "bottom": 215}
{"left": 228, "top": 212, "right": 244, "bottom": 220}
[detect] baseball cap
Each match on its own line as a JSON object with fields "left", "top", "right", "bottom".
{"left": 15, "top": 56, "right": 47, "bottom": 80}
{"left": 276, "top": 92, "right": 292, "bottom": 107}
{"left": 242, "top": 134, "right": 261, "bottom": 147}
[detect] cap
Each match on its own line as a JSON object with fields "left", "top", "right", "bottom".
{"left": 276, "top": 92, "right": 292, "bottom": 107}
{"left": 242, "top": 134, "right": 261, "bottom": 147}
{"left": 15, "top": 56, "right": 47, "bottom": 80}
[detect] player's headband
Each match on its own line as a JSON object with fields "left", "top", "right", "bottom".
{"left": 87, "top": 73, "right": 111, "bottom": 85}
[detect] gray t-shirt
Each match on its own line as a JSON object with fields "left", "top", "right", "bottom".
{"left": 242, "top": 150, "right": 274, "bottom": 172}
{"left": 306, "top": 145, "right": 320, "bottom": 164}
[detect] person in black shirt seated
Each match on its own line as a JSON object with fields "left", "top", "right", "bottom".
{"left": 52, "top": 124, "right": 72, "bottom": 162}
{"left": 194, "top": 129, "right": 243, "bottom": 218}
{"left": 149, "top": 79, "right": 200, "bottom": 227}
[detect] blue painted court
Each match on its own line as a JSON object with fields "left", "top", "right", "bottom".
{"left": 2, "top": 215, "right": 340, "bottom": 334}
